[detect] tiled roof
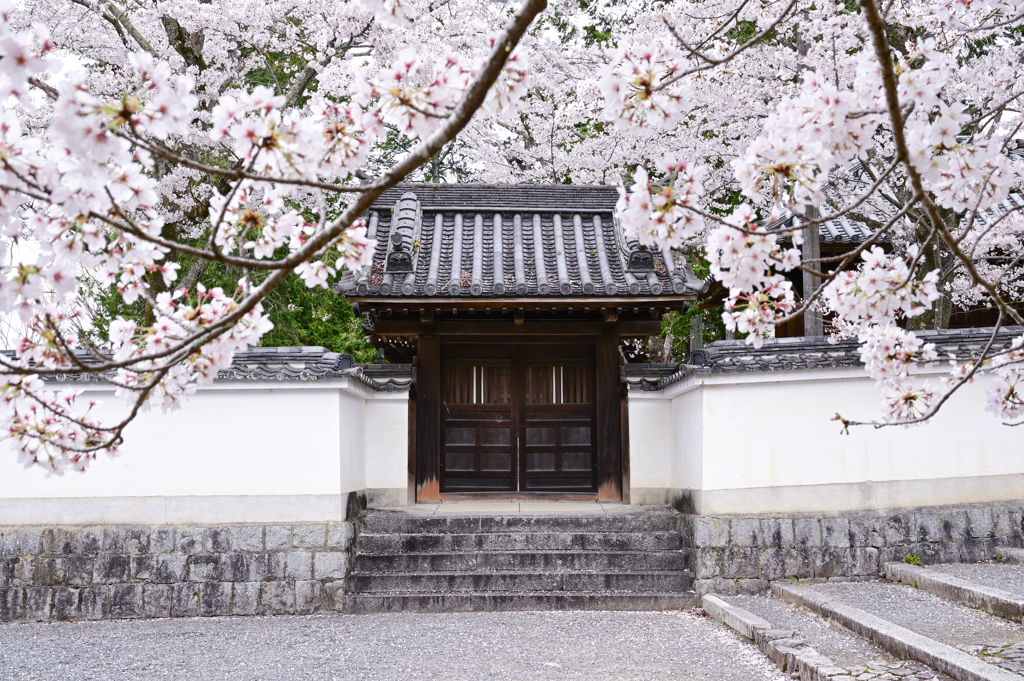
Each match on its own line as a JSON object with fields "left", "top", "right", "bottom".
{"left": 18, "top": 347, "right": 413, "bottom": 392}
{"left": 625, "top": 326, "right": 1024, "bottom": 391}
{"left": 336, "top": 184, "right": 708, "bottom": 299}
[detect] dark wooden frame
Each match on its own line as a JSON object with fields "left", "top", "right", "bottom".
{"left": 410, "top": 330, "right": 623, "bottom": 502}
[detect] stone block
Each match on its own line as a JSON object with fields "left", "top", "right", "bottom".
{"left": 259, "top": 581, "right": 295, "bottom": 615}
{"left": 131, "top": 555, "right": 156, "bottom": 582}
{"left": 64, "top": 556, "right": 93, "bottom": 587}
{"left": 94, "top": 554, "right": 129, "bottom": 584}
{"left": 103, "top": 528, "right": 125, "bottom": 553}
{"left": 321, "top": 580, "right": 346, "bottom": 612}
{"left": 794, "top": 518, "right": 822, "bottom": 548}
{"left": 155, "top": 554, "right": 187, "bottom": 583}
{"left": 249, "top": 553, "right": 285, "bottom": 581}
{"left": 232, "top": 582, "right": 258, "bottom": 616}
{"left": 295, "top": 580, "right": 320, "bottom": 615}
{"left": 762, "top": 549, "right": 786, "bottom": 581}
{"left": 783, "top": 549, "right": 813, "bottom": 578}
{"left": 42, "top": 528, "right": 78, "bottom": 555}
{"left": 265, "top": 526, "right": 291, "bottom": 551}
{"left": 200, "top": 582, "right": 232, "bottom": 617}
{"left": 941, "top": 510, "right": 971, "bottom": 542}
{"left": 915, "top": 513, "right": 943, "bottom": 543}
{"left": 692, "top": 548, "right": 722, "bottom": 579}
{"left": 849, "top": 548, "right": 879, "bottom": 576}
{"left": 124, "top": 528, "right": 149, "bottom": 555}
{"left": 879, "top": 545, "right": 908, "bottom": 565}
{"left": 723, "top": 548, "right": 761, "bottom": 580}
{"left": 176, "top": 528, "right": 204, "bottom": 554}
{"left": 0, "top": 530, "right": 16, "bottom": 556}
{"left": 967, "top": 508, "right": 995, "bottom": 538}
{"left": 78, "top": 528, "right": 104, "bottom": 554}
{"left": 292, "top": 525, "right": 327, "bottom": 549}
{"left": 33, "top": 556, "right": 59, "bottom": 586}
{"left": 231, "top": 526, "right": 263, "bottom": 552}
{"left": 188, "top": 554, "right": 220, "bottom": 582}
{"left": 143, "top": 584, "right": 172, "bottom": 618}
{"left": 19, "top": 529, "right": 43, "bottom": 556}
{"left": 220, "top": 553, "right": 248, "bottom": 582}
{"left": 285, "top": 551, "right": 313, "bottom": 580}
{"left": 822, "top": 518, "right": 851, "bottom": 549}
{"left": 693, "top": 517, "right": 730, "bottom": 548}
{"left": 206, "top": 528, "right": 231, "bottom": 553}
{"left": 11, "top": 556, "right": 33, "bottom": 585}
{"left": 730, "top": 518, "right": 763, "bottom": 548}
{"left": 327, "top": 524, "right": 354, "bottom": 550}
{"left": 52, "top": 587, "right": 80, "bottom": 620}
{"left": 0, "top": 588, "right": 25, "bottom": 621}
{"left": 0, "top": 558, "right": 9, "bottom": 587}
{"left": 760, "top": 518, "right": 794, "bottom": 550}
{"left": 314, "top": 553, "right": 348, "bottom": 580}
{"left": 81, "top": 586, "right": 109, "bottom": 620}
{"left": 937, "top": 542, "right": 961, "bottom": 563}
{"left": 149, "top": 527, "right": 174, "bottom": 554}
{"left": 884, "top": 514, "right": 914, "bottom": 545}
{"left": 813, "top": 548, "right": 847, "bottom": 578}
{"left": 26, "top": 587, "right": 52, "bottom": 621}
{"left": 171, "top": 583, "right": 199, "bottom": 617}
{"left": 109, "top": 584, "right": 143, "bottom": 618}
{"left": 994, "top": 507, "right": 1024, "bottom": 546}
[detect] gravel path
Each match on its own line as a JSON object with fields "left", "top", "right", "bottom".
{"left": 725, "top": 594, "right": 898, "bottom": 666}
{"left": 0, "top": 610, "right": 788, "bottom": 681}
{"left": 927, "top": 563, "right": 1024, "bottom": 597}
{"left": 809, "top": 580, "right": 1024, "bottom": 647}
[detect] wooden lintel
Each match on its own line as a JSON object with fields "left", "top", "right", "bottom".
{"left": 373, "top": 319, "right": 664, "bottom": 337}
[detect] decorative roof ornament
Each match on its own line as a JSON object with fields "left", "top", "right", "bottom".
{"left": 625, "top": 248, "right": 656, "bottom": 273}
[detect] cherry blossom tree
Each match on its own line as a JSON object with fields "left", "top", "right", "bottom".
{"left": 3, "top": 0, "right": 1024, "bottom": 476}
{"left": 0, "top": 0, "right": 541, "bottom": 473}
{"left": 608, "top": 0, "right": 1024, "bottom": 427}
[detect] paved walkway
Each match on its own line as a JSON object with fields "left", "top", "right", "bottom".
{"left": 0, "top": 610, "right": 787, "bottom": 681}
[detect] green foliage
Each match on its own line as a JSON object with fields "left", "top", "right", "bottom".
{"left": 905, "top": 553, "right": 923, "bottom": 566}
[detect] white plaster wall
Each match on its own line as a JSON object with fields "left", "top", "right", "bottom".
{"left": 0, "top": 378, "right": 409, "bottom": 523}
{"left": 696, "top": 369, "right": 1022, "bottom": 492}
{"left": 632, "top": 367, "right": 1024, "bottom": 514}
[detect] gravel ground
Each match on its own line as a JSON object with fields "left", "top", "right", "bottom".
{"left": 0, "top": 610, "right": 788, "bottom": 681}
{"left": 724, "top": 594, "right": 898, "bottom": 666}
{"left": 927, "top": 562, "right": 1024, "bottom": 597}
{"left": 809, "top": 580, "right": 1024, "bottom": 647}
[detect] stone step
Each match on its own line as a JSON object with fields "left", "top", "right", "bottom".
{"left": 356, "top": 531, "right": 684, "bottom": 554}
{"left": 354, "top": 550, "right": 689, "bottom": 573}
{"left": 358, "top": 511, "right": 680, "bottom": 535}
{"left": 348, "top": 570, "right": 692, "bottom": 594}
{"left": 343, "top": 591, "right": 698, "bottom": 614}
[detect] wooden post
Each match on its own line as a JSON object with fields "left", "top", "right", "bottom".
{"left": 595, "top": 334, "right": 623, "bottom": 501}
{"left": 415, "top": 335, "right": 441, "bottom": 500}
{"left": 802, "top": 205, "right": 823, "bottom": 337}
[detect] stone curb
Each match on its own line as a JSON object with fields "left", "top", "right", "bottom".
{"left": 772, "top": 582, "right": 1019, "bottom": 681}
{"left": 701, "top": 594, "right": 852, "bottom": 681}
{"left": 885, "top": 563, "right": 1024, "bottom": 623}
{"left": 1002, "top": 548, "right": 1024, "bottom": 565}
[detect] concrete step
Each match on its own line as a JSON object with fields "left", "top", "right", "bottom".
{"left": 343, "top": 591, "right": 698, "bottom": 614}
{"left": 348, "top": 570, "right": 693, "bottom": 594}
{"left": 356, "top": 531, "right": 683, "bottom": 554}
{"left": 358, "top": 510, "right": 680, "bottom": 535}
{"left": 354, "top": 550, "right": 689, "bottom": 573}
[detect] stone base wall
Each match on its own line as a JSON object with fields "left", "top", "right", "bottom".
{"left": 0, "top": 523, "right": 353, "bottom": 623}
{"left": 681, "top": 502, "right": 1024, "bottom": 596}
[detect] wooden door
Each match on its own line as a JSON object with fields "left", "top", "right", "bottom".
{"left": 440, "top": 343, "right": 597, "bottom": 494}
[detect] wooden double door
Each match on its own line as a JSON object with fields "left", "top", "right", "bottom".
{"left": 440, "top": 343, "right": 597, "bottom": 493}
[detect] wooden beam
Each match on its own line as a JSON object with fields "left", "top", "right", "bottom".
{"left": 373, "top": 319, "right": 664, "bottom": 337}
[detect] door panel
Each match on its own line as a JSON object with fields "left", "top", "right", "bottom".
{"left": 441, "top": 343, "right": 596, "bottom": 493}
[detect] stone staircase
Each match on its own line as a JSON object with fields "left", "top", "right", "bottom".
{"left": 343, "top": 506, "right": 696, "bottom": 613}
